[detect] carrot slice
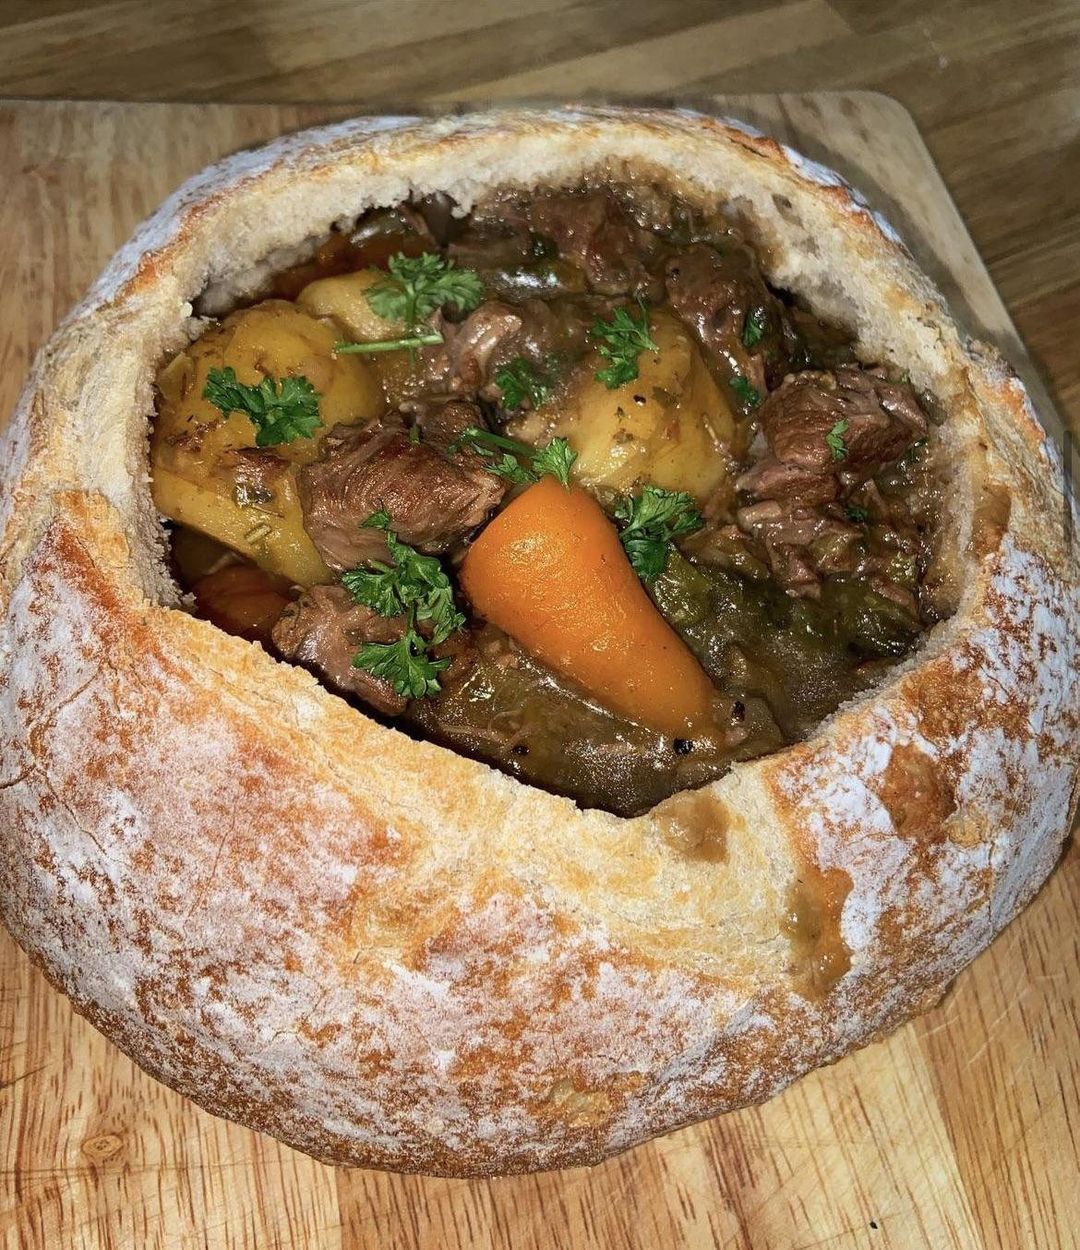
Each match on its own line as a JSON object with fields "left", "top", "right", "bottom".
{"left": 193, "top": 564, "right": 293, "bottom": 645}
{"left": 460, "top": 476, "right": 716, "bottom": 737}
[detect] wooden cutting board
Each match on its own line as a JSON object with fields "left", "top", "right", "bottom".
{"left": 0, "top": 95, "right": 1076, "bottom": 1250}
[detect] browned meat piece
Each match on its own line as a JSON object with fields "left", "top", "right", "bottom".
{"left": 402, "top": 398, "right": 485, "bottom": 453}
{"left": 299, "top": 422, "right": 505, "bottom": 571}
{"left": 273, "top": 584, "right": 478, "bottom": 717}
{"left": 762, "top": 367, "right": 928, "bottom": 474}
{"left": 527, "top": 192, "right": 660, "bottom": 297}
{"left": 418, "top": 302, "right": 524, "bottom": 395}
{"left": 735, "top": 457, "right": 840, "bottom": 508}
{"left": 736, "top": 500, "right": 862, "bottom": 597}
{"left": 665, "top": 242, "right": 796, "bottom": 389}
{"left": 732, "top": 365, "right": 929, "bottom": 596}
{"left": 272, "top": 585, "right": 410, "bottom": 716}
{"left": 505, "top": 296, "right": 592, "bottom": 365}
{"left": 416, "top": 298, "right": 592, "bottom": 399}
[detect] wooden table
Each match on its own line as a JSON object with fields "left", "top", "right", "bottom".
{"left": 0, "top": 93, "right": 1077, "bottom": 1250}
{"left": 0, "top": 0, "right": 1077, "bottom": 424}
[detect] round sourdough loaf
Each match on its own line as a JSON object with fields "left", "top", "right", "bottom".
{"left": 0, "top": 108, "right": 1077, "bottom": 1176}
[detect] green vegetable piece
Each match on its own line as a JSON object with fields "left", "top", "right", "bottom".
{"left": 352, "top": 630, "right": 450, "bottom": 700}
{"left": 342, "top": 510, "right": 467, "bottom": 700}
{"left": 203, "top": 366, "right": 322, "bottom": 448}
{"left": 452, "top": 427, "right": 577, "bottom": 488}
{"left": 343, "top": 511, "right": 465, "bottom": 644}
{"left": 334, "top": 332, "right": 444, "bottom": 355}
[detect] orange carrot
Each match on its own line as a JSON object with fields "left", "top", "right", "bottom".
{"left": 193, "top": 564, "right": 293, "bottom": 645}
{"left": 460, "top": 475, "right": 716, "bottom": 737}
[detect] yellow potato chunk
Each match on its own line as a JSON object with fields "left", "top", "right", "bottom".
{"left": 153, "top": 465, "right": 332, "bottom": 587}
{"left": 527, "top": 310, "right": 737, "bottom": 502}
{"left": 151, "top": 299, "right": 384, "bottom": 585}
{"left": 296, "top": 268, "right": 405, "bottom": 344}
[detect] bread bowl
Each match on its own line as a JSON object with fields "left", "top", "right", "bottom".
{"left": 0, "top": 105, "right": 1076, "bottom": 1179}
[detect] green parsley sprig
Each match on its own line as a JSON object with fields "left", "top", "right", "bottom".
{"left": 742, "top": 306, "right": 768, "bottom": 349}
{"left": 342, "top": 510, "right": 465, "bottom": 644}
{"left": 333, "top": 252, "right": 485, "bottom": 359}
{"left": 203, "top": 366, "right": 322, "bottom": 447}
{"left": 590, "top": 301, "right": 659, "bottom": 389}
{"left": 451, "top": 427, "right": 577, "bottom": 488}
{"left": 614, "top": 485, "right": 704, "bottom": 582}
{"left": 826, "top": 418, "right": 850, "bottom": 461}
{"left": 334, "top": 332, "right": 444, "bottom": 356}
{"left": 343, "top": 510, "right": 466, "bottom": 699}
{"left": 729, "top": 374, "right": 761, "bottom": 409}
{"left": 366, "top": 252, "right": 484, "bottom": 335}
{"left": 495, "top": 357, "right": 554, "bottom": 411}
{"left": 353, "top": 630, "right": 448, "bottom": 700}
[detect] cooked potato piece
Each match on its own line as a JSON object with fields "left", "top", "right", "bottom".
{"left": 296, "top": 268, "right": 405, "bottom": 343}
{"left": 152, "top": 300, "right": 383, "bottom": 585}
{"left": 516, "top": 310, "right": 736, "bottom": 502}
{"left": 153, "top": 465, "right": 332, "bottom": 586}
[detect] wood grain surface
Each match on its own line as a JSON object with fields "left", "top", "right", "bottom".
{"left": 0, "top": 95, "right": 1077, "bottom": 1250}
{"left": 0, "top": 0, "right": 1078, "bottom": 429}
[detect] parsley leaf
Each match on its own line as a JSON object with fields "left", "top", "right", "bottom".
{"left": 483, "top": 453, "right": 538, "bottom": 486}
{"left": 590, "top": 301, "right": 659, "bottom": 390}
{"left": 352, "top": 630, "right": 450, "bottom": 700}
{"left": 742, "top": 306, "right": 768, "bottom": 349}
{"left": 203, "top": 366, "right": 322, "bottom": 447}
{"left": 495, "top": 357, "right": 554, "bottom": 411}
{"left": 452, "top": 427, "right": 577, "bottom": 488}
{"left": 614, "top": 485, "right": 704, "bottom": 582}
{"left": 826, "top": 418, "right": 850, "bottom": 461}
{"left": 531, "top": 439, "right": 578, "bottom": 486}
{"left": 343, "top": 510, "right": 466, "bottom": 700}
{"left": 729, "top": 375, "right": 761, "bottom": 409}
{"left": 366, "top": 252, "right": 484, "bottom": 335}
{"left": 334, "top": 332, "right": 444, "bottom": 355}
{"left": 342, "top": 511, "right": 465, "bottom": 644}
{"left": 364, "top": 506, "right": 393, "bottom": 530}
{"left": 845, "top": 503, "right": 870, "bottom": 523}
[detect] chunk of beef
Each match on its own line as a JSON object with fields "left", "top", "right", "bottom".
{"left": 421, "top": 302, "right": 524, "bottom": 395}
{"left": 272, "top": 585, "right": 410, "bottom": 716}
{"left": 665, "top": 242, "right": 797, "bottom": 389}
{"left": 732, "top": 366, "right": 929, "bottom": 596}
{"left": 527, "top": 192, "right": 661, "bottom": 297}
{"left": 736, "top": 500, "right": 862, "bottom": 597}
{"left": 761, "top": 367, "right": 927, "bottom": 474}
{"left": 735, "top": 457, "right": 840, "bottom": 508}
{"left": 401, "top": 398, "right": 485, "bottom": 454}
{"left": 415, "top": 298, "right": 593, "bottom": 399}
{"left": 299, "top": 420, "right": 505, "bottom": 572}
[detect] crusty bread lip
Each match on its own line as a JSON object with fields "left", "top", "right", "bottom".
{"left": 0, "top": 108, "right": 1077, "bottom": 1177}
